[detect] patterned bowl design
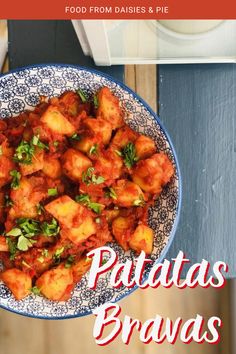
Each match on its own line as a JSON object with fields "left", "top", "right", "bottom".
{"left": 0, "top": 64, "right": 181, "bottom": 319}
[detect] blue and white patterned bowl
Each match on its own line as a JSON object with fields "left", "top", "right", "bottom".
{"left": 0, "top": 64, "right": 181, "bottom": 319}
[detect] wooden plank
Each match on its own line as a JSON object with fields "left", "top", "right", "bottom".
{"left": 158, "top": 64, "right": 236, "bottom": 278}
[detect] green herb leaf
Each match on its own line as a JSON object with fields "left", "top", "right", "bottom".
{"left": 82, "top": 167, "right": 94, "bottom": 185}
{"left": 32, "top": 135, "right": 49, "bottom": 150}
{"left": 42, "top": 249, "right": 49, "bottom": 257}
{"left": 6, "top": 238, "right": 17, "bottom": 260}
{"left": 13, "top": 140, "right": 35, "bottom": 165}
{"left": 36, "top": 203, "right": 45, "bottom": 215}
{"left": 31, "top": 286, "right": 41, "bottom": 295}
{"left": 108, "top": 187, "right": 117, "bottom": 200}
{"left": 75, "top": 194, "right": 103, "bottom": 214}
{"left": 65, "top": 255, "right": 75, "bottom": 268}
{"left": 122, "top": 142, "right": 138, "bottom": 168}
{"left": 54, "top": 247, "right": 65, "bottom": 262}
{"left": 70, "top": 133, "right": 81, "bottom": 141}
{"left": 93, "top": 95, "right": 99, "bottom": 109}
{"left": 115, "top": 149, "right": 122, "bottom": 157}
{"left": 10, "top": 170, "right": 21, "bottom": 190}
{"left": 17, "top": 235, "right": 34, "bottom": 251}
{"left": 77, "top": 88, "right": 88, "bottom": 103}
{"left": 41, "top": 218, "right": 60, "bottom": 237}
{"left": 37, "top": 256, "right": 45, "bottom": 263}
{"left": 133, "top": 195, "right": 145, "bottom": 207}
{"left": 6, "top": 228, "right": 22, "bottom": 237}
{"left": 4, "top": 195, "right": 13, "bottom": 207}
{"left": 89, "top": 144, "right": 98, "bottom": 155}
{"left": 17, "top": 218, "right": 40, "bottom": 237}
{"left": 48, "top": 188, "right": 58, "bottom": 197}
{"left": 91, "top": 175, "right": 105, "bottom": 185}
{"left": 53, "top": 141, "right": 59, "bottom": 147}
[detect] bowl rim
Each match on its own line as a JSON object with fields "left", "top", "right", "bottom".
{"left": 0, "top": 63, "right": 182, "bottom": 320}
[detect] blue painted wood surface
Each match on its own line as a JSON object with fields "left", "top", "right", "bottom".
{"left": 8, "top": 20, "right": 124, "bottom": 82}
{"left": 159, "top": 64, "right": 236, "bottom": 277}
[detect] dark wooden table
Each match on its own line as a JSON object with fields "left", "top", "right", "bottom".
{"left": 8, "top": 20, "right": 236, "bottom": 277}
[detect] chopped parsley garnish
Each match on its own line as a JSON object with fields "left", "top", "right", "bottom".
{"left": 31, "top": 286, "right": 41, "bottom": 295}
{"left": 6, "top": 237, "right": 17, "bottom": 260}
{"left": 133, "top": 195, "right": 145, "bottom": 207}
{"left": 36, "top": 203, "right": 45, "bottom": 215}
{"left": 53, "top": 141, "right": 59, "bottom": 147}
{"left": 89, "top": 144, "right": 98, "bottom": 155}
{"left": 75, "top": 194, "right": 103, "bottom": 214}
{"left": 41, "top": 218, "right": 60, "bottom": 237}
{"left": 6, "top": 218, "right": 40, "bottom": 252}
{"left": 4, "top": 195, "right": 13, "bottom": 207}
{"left": 65, "top": 255, "right": 75, "bottom": 268}
{"left": 82, "top": 167, "right": 104, "bottom": 185}
{"left": 10, "top": 170, "right": 21, "bottom": 190}
{"left": 93, "top": 95, "right": 99, "bottom": 109}
{"left": 13, "top": 135, "right": 48, "bottom": 165}
{"left": 42, "top": 249, "right": 49, "bottom": 257}
{"left": 48, "top": 188, "right": 58, "bottom": 197}
{"left": 53, "top": 247, "right": 65, "bottom": 263}
{"left": 70, "top": 133, "right": 81, "bottom": 141}
{"left": 77, "top": 88, "right": 88, "bottom": 103}
{"left": 121, "top": 142, "right": 138, "bottom": 168}
{"left": 108, "top": 187, "right": 117, "bottom": 200}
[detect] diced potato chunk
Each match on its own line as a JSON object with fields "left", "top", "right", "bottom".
{"left": 72, "top": 257, "right": 92, "bottom": 283}
{"left": 112, "top": 216, "right": 135, "bottom": 251}
{"left": 20, "top": 148, "right": 44, "bottom": 176}
{"left": 45, "top": 195, "right": 86, "bottom": 228}
{"left": 0, "top": 155, "right": 15, "bottom": 188}
{"left": 58, "top": 91, "right": 80, "bottom": 116}
{"left": 0, "top": 236, "right": 8, "bottom": 251}
{"left": 135, "top": 135, "right": 156, "bottom": 160}
{"left": 0, "top": 268, "right": 32, "bottom": 300}
{"left": 95, "top": 149, "right": 123, "bottom": 181}
{"left": 61, "top": 215, "right": 96, "bottom": 245}
{"left": 42, "top": 156, "right": 61, "bottom": 179}
{"left": 112, "top": 180, "right": 144, "bottom": 207}
{"left": 75, "top": 136, "right": 96, "bottom": 154}
{"left": 111, "top": 126, "right": 138, "bottom": 149}
{"left": 62, "top": 148, "right": 92, "bottom": 182}
{"left": 36, "top": 265, "right": 74, "bottom": 301}
{"left": 132, "top": 153, "right": 174, "bottom": 194}
{"left": 9, "top": 177, "right": 47, "bottom": 219}
{"left": 41, "top": 105, "right": 76, "bottom": 136}
{"left": 97, "top": 87, "right": 124, "bottom": 129}
{"left": 129, "top": 224, "right": 154, "bottom": 254}
{"left": 83, "top": 117, "right": 112, "bottom": 145}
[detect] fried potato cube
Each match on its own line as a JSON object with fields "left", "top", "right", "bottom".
{"left": 42, "top": 156, "right": 62, "bottom": 179}
{"left": 72, "top": 257, "right": 92, "bottom": 283}
{"left": 135, "top": 135, "right": 156, "bottom": 160}
{"left": 62, "top": 148, "right": 92, "bottom": 182}
{"left": 59, "top": 91, "right": 80, "bottom": 116}
{"left": 45, "top": 195, "right": 86, "bottom": 228}
{"left": 0, "top": 236, "right": 8, "bottom": 251}
{"left": 83, "top": 117, "right": 113, "bottom": 145}
{"left": 111, "top": 125, "right": 138, "bottom": 149}
{"left": 20, "top": 148, "right": 44, "bottom": 176}
{"left": 61, "top": 215, "right": 96, "bottom": 245}
{"left": 104, "top": 209, "right": 120, "bottom": 223}
{"left": 0, "top": 155, "right": 15, "bottom": 188}
{"left": 94, "top": 149, "right": 123, "bottom": 181}
{"left": 112, "top": 180, "right": 145, "bottom": 207}
{"left": 132, "top": 153, "right": 174, "bottom": 194}
{"left": 129, "top": 224, "right": 154, "bottom": 255}
{"left": 0, "top": 268, "right": 32, "bottom": 300}
{"left": 75, "top": 136, "right": 96, "bottom": 154}
{"left": 97, "top": 87, "right": 124, "bottom": 129}
{"left": 41, "top": 105, "right": 76, "bottom": 136}
{"left": 36, "top": 265, "right": 74, "bottom": 301}
{"left": 9, "top": 177, "right": 47, "bottom": 219}
{"left": 112, "top": 216, "right": 135, "bottom": 251}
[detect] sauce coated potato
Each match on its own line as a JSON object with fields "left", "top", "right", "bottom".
{"left": 135, "top": 135, "right": 156, "bottom": 160}
{"left": 0, "top": 268, "right": 32, "bottom": 300}
{"left": 132, "top": 153, "right": 174, "bottom": 194}
{"left": 42, "top": 156, "right": 62, "bottom": 179}
{"left": 112, "top": 216, "right": 135, "bottom": 251}
{"left": 129, "top": 224, "right": 154, "bottom": 255}
{"left": 97, "top": 87, "right": 124, "bottom": 129}
{"left": 20, "top": 148, "right": 44, "bottom": 176}
{"left": 62, "top": 148, "right": 92, "bottom": 182}
{"left": 41, "top": 105, "right": 76, "bottom": 136}
{"left": 112, "top": 180, "right": 144, "bottom": 207}
{"left": 36, "top": 265, "right": 74, "bottom": 301}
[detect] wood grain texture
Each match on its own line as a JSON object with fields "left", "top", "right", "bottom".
{"left": 158, "top": 64, "right": 236, "bottom": 278}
